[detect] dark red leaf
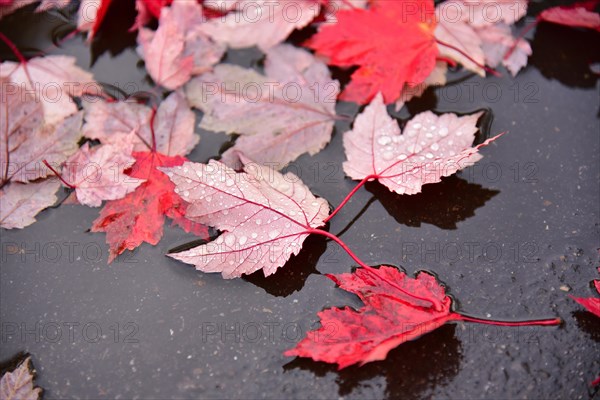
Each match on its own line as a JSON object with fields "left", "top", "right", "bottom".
{"left": 285, "top": 266, "right": 561, "bottom": 369}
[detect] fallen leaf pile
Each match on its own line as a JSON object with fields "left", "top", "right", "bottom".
{"left": 1, "top": 0, "right": 598, "bottom": 384}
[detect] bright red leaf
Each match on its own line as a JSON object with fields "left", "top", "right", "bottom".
{"left": 570, "top": 279, "right": 600, "bottom": 318}
{"left": 91, "top": 151, "right": 207, "bottom": 262}
{"left": 77, "top": 0, "right": 114, "bottom": 40}
{"left": 306, "top": 0, "right": 438, "bottom": 104}
{"left": 140, "top": 0, "right": 172, "bottom": 18}
{"left": 285, "top": 266, "right": 561, "bottom": 369}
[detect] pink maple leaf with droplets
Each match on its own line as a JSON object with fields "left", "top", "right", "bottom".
{"left": 342, "top": 93, "right": 502, "bottom": 196}
{"left": 161, "top": 157, "right": 330, "bottom": 278}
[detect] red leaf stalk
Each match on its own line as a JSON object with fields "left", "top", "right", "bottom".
{"left": 324, "top": 174, "right": 377, "bottom": 223}
{"left": 42, "top": 159, "right": 75, "bottom": 189}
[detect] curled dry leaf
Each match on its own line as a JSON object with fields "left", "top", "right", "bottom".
{"left": 137, "top": 0, "right": 225, "bottom": 89}
{"left": 343, "top": 93, "right": 501, "bottom": 195}
{"left": 186, "top": 44, "right": 339, "bottom": 169}
{"left": 162, "top": 157, "right": 329, "bottom": 278}
{"left": 0, "top": 356, "right": 42, "bottom": 400}
{"left": 83, "top": 91, "right": 199, "bottom": 157}
{"left": 306, "top": 0, "right": 438, "bottom": 104}
{"left": 285, "top": 266, "right": 561, "bottom": 369}
{"left": 62, "top": 142, "right": 144, "bottom": 207}
{"left": 200, "top": 0, "right": 321, "bottom": 51}
{"left": 0, "top": 179, "right": 60, "bottom": 229}
{"left": 0, "top": 55, "right": 100, "bottom": 124}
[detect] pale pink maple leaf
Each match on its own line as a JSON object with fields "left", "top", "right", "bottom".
{"left": 137, "top": 0, "right": 225, "bottom": 89}
{"left": 0, "top": 55, "right": 99, "bottom": 124}
{"left": 539, "top": 2, "right": 600, "bottom": 31}
{"left": 186, "top": 44, "right": 339, "bottom": 169}
{"left": 137, "top": 15, "right": 193, "bottom": 89}
{"left": 477, "top": 23, "right": 531, "bottom": 77}
{"left": 0, "top": 77, "right": 44, "bottom": 183}
{"left": 1, "top": 112, "right": 83, "bottom": 184}
{"left": 0, "top": 356, "right": 42, "bottom": 399}
{"left": 0, "top": 0, "right": 69, "bottom": 19}
{"left": 82, "top": 91, "right": 199, "bottom": 157}
{"left": 35, "top": 0, "right": 70, "bottom": 12}
{"left": 439, "top": 0, "right": 527, "bottom": 28}
{"left": 161, "top": 157, "right": 329, "bottom": 278}
{"left": 62, "top": 142, "right": 145, "bottom": 207}
{"left": 343, "top": 93, "right": 502, "bottom": 195}
{"left": 199, "top": 0, "right": 321, "bottom": 51}
{"left": 0, "top": 179, "right": 60, "bottom": 229}
{"left": 435, "top": 2, "right": 486, "bottom": 76}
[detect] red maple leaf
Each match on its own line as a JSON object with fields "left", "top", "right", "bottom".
{"left": 285, "top": 266, "right": 561, "bottom": 369}
{"left": 91, "top": 151, "right": 207, "bottom": 262}
{"left": 570, "top": 279, "right": 600, "bottom": 318}
{"left": 570, "top": 272, "right": 600, "bottom": 385}
{"left": 306, "top": 0, "right": 438, "bottom": 104}
{"left": 140, "top": 0, "right": 172, "bottom": 18}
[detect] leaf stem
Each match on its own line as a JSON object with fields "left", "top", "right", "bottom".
{"left": 150, "top": 106, "right": 157, "bottom": 153}
{"left": 435, "top": 38, "right": 501, "bottom": 77}
{"left": 307, "top": 228, "right": 436, "bottom": 307}
{"left": 455, "top": 313, "right": 561, "bottom": 327}
{"left": 324, "top": 174, "right": 377, "bottom": 223}
{"left": 503, "top": 17, "right": 539, "bottom": 61}
{"left": 0, "top": 32, "right": 34, "bottom": 87}
{"left": 43, "top": 160, "right": 75, "bottom": 189}
{"left": 0, "top": 32, "right": 27, "bottom": 64}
